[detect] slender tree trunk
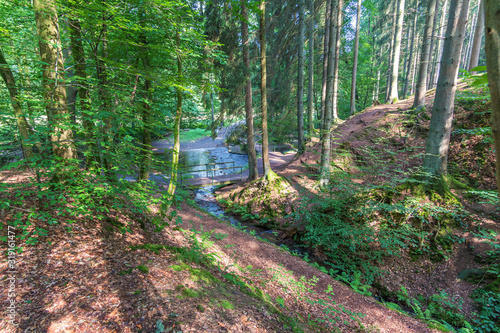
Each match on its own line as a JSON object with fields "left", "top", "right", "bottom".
{"left": 426, "top": 0, "right": 440, "bottom": 89}
{"left": 388, "top": 0, "right": 406, "bottom": 103}
{"left": 167, "top": 31, "right": 183, "bottom": 199}
{"left": 423, "top": 0, "right": 470, "bottom": 183}
{"left": 432, "top": 0, "right": 449, "bottom": 88}
{"left": 462, "top": 9, "right": 476, "bottom": 70}
{"left": 401, "top": 24, "right": 411, "bottom": 97}
{"left": 413, "top": 0, "right": 437, "bottom": 108}
{"left": 297, "top": 0, "right": 305, "bottom": 153}
{"left": 320, "top": 0, "right": 332, "bottom": 126}
{"left": 0, "top": 47, "right": 38, "bottom": 158}
{"left": 33, "top": 0, "right": 76, "bottom": 165}
{"left": 68, "top": 18, "right": 96, "bottom": 168}
{"left": 411, "top": 36, "right": 420, "bottom": 95}
{"left": 260, "top": 0, "right": 275, "bottom": 179}
{"left": 331, "top": 0, "right": 343, "bottom": 120}
{"left": 403, "top": 2, "right": 419, "bottom": 98}
{"left": 241, "top": 1, "right": 258, "bottom": 180}
{"left": 386, "top": 0, "right": 397, "bottom": 103}
{"left": 468, "top": 0, "right": 484, "bottom": 72}
{"left": 374, "top": 68, "right": 381, "bottom": 102}
{"left": 484, "top": 0, "right": 500, "bottom": 193}
{"left": 138, "top": 76, "right": 152, "bottom": 181}
{"left": 320, "top": 0, "right": 338, "bottom": 186}
{"left": 350, "top": 0, "right": 361, "bottom": 115}
{"left": 307, "top": 0, "right": 315, "bottom": 133}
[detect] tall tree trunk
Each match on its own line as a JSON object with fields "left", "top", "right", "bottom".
{"left": 463, "top": 8, "right": 476, "bottom": 69}
{"left": 403, "top": 1, "right": 419, "bottom": 98}
{"left": 468, "top": 0, "right": 484, "bottom": 72}
{"left": 33, "top": 0, "right": 76, "bottom": 165}
{"left": 260, "top": 0, "right": 275, "bottom": 180}
{"left": 350, "top": 0, "right": 361, "bottom": 115}
{"left": 388, "top": 0, "right": 406, "bottom": 103}
{"left": 307, "top": 0, "right": 315, "bottom": 134}
{"left": 0, "top": 47, "right": 38, "bottom": 158}
{"left": 484, "top": 0, "right": 500, "bottom": 194}
{"left": 411, "top": 36, "right": 420, "bottom": 95}
{"left": 331, "top": 0, "right": 343, "bottom": 120}
{"left": 297, "top": 0, "right": 305, "bottom": 153}
{"left": 385, "top": 1, "right": 397, "bottom": 103}
{"left": 320, "top": 0, "right": 337, "bottom": 186}
{"left": 423, "top": 0, "right": 470, "bottom": 184}
{"left": 413, "top": 0, "right": 438, "bottom": 108}
{"left": 431, "top": 0, "right": 449, "bottom": 87}
{"left": 426, "top": 0, "right": 440, "bottom": 89}
{"left": 138, "top": 12, "right": 152, "bottom": 182}
{"left": 401, "top": 23, "right": 411, "bottom": 97}
{"left": 68, "top": 18, "right": 96, "bottom": 168}
{"left": 241, "top": 1, "right": 258, "bottom": 181}
{"left": 320, "top": 0, "right": 332, "bottom": 126}
{"left": 167, "top": 31, "right": 183, "bottom": 200}
{"left": 374, "top": 68, "right": 380, "bottom": 101}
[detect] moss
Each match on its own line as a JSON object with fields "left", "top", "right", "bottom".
{"left": 196, "top": 304, "right": 205, "bottom": 312}
{"left": 176, "top": 285, "right": 200, "bottom": 299}
{"left": 130, "top": 243, "right": 165, "bottom": 254}
{"left": 170, "top": 263, "right": 189, "bottom": 271}
{"left": 118, "top": 267, "right": 134, "bottom": 276}
{"left": 189, "top": 268, "right": 219, "bottom": 284}
{"left": 136, "top": 265, "right": 149, "bottom": 273}
{"left": 219, "top": 300, "right": 235, "bottom": 310}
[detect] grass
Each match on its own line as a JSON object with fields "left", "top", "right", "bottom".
{"left": 180, "top": 128, "right": 210, "bottom": 143}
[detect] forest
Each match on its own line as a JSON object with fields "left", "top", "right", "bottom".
{"left": 0, "top": 0, "right": 499, "bottom": 332}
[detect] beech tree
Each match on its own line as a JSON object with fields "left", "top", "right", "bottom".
{"left": 484, "top": 0, "right": 500, "bottom": 193}
{"left": 0, "top": 46, "right": 39, "bottom": 159}
{"left": 34, "top": 0, "right": 76, "bottom": 165}
{"left": 423, "top": 0, "right": 470, "bottom": 186}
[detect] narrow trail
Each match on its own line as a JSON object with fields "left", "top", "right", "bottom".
{"left": 168, "top": 96, "right": 441, "bottom": 332}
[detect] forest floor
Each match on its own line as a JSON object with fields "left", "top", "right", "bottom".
{"left": 1, "top": 86, "right": 497, "bottom": 332}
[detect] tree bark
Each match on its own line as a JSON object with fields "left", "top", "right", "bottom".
{"left": 297, "top": 0, "right": 305, "bottom": 153}
{"left": 320, "top": 0, "right": 332, "bottom": 126}
{"left": 350, "top": 0, "right": 361, "bottom": 115}
{"left": 167, "top": 31, "right": 183, "bottom": 199}
{"left": 331, "top": 0, "right": 343, "bottom": 121}
{"left": 388, "top": 0, "right": 406, "bottom": 103}
{"left": 403, "top": 1, "right": 418, "bottom": 98}
{"left": 426, "top": 0, "right": 440, "bottom": 89}
{"left": 385, "top": 1, "right": 397, "bottom": 103}
{"left": 241, "top": 1, "right": 258, "bottom": 181}
{"left": 33, "top": 0, "right": 76, "bottom": 164}
{"left": 68, "top": 18, "right": 97, "bottom": 168}
{"left": 260, "top": 0, "right": 275, "bottom": 179}
{"left": 0, "top": 47, "right": 38, "bottom": 158}
{"left": 484, "top": 0, "right": 500, "bottom": 194}
{"left": 468, "top": 0, "right": 484, "bottom": 72}
{"left": 431, "top": 0, "right": 449, "bottom": 88}
{"left": 413, "top": 0, "right": 437, "bottom": 108}
{"left": 307, "top": 0, "right": 315, "bottom": 133}
{"left": 320, "top": 0, "right": 340, "bottom": 186}
{"left": 423, "top": 0, "right": 470, "bottom": 181}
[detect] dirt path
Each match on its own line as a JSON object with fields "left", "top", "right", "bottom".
{"left": 164, "top": 98, "right": 440, "bottom": 331}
